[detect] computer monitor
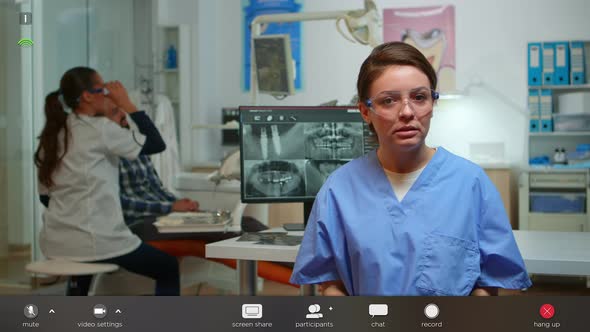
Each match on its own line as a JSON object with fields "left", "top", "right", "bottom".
{"left": 252, "top": 34, "right": 295, "bottom": 97}
{"left": 239, "top": 106, "right": 377, "bottom": 224}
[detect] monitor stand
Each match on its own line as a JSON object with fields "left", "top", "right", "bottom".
{"left": 282, "top": 200, "right": 314, "bottom": 232}
{"left": 303, "top": 200, "right": 314, "bottom": 228}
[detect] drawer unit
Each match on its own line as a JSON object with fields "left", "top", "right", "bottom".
{"left": 530, "top": 192, "right": 586, "bottom": 213}
{"left": 529, "top": 172, "right": 587, "bottom": 189}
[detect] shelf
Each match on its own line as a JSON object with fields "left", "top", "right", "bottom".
{"left": 193, "top": 122, "right": 239, "bottom": 130}
{"left": 528, "top": 84, "right": 590, "bottom": 90}
{"left": 526, "top": 166, "right": 589, "bottom": 173}
{"left": 530, "top": 131, "right": 590, "bottom": 136}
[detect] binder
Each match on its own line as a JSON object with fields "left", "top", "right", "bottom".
{"left": 528, "top": 89, "right": 540, "bottom": 132}
{"left": 542, "top": 42, "right": 555, "bottom": 85}
{"left": 570, "top": 41, "right": 586, "bottom": 85}
{"left": 554, "top": 41, "right": 570, "bottom": 85}
{"left": 540, "top": 89, "right": 553, "bottom": 132}
{"left": 528, "top": 43, "right": 543, "bottom": 86}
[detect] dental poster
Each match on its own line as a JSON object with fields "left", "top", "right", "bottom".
{"left": 383, "top": 5, "right": 456, "bottom": 92}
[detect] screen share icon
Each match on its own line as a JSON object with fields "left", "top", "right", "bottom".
{"left": 242, "top": 304, "right": 262, "bottom": 319}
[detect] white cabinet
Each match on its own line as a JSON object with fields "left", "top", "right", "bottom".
{"left": 154, "top": 24, "right": 191, "bottom": 164}
{"left": 156, "top": 26, "right": 180, "bottom": 138}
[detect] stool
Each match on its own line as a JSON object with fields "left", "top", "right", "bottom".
{"left": 26, "top": 260, "right": 119, "bottom": 295}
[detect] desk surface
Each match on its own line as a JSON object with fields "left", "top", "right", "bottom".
{"left": 206, "top": 228, "right": 302, "bottom": 263}
{"left": 513, "top": 230, "right": 590, "bottom": 276}
{"left": 206, "top": 229, "right": 590, "bottom": 276}
{"left": 131, "top": 218, "right": 241, "bottom": 242}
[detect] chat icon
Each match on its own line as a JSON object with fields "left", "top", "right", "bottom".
{"left": 369, "top": 304, "right": 388, "bottom": 318}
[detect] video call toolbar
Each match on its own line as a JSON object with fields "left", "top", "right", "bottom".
{"left": 3, "top": 296, "right": 588, "bottom": 331}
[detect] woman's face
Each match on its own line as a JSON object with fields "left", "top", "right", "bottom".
{"left": 360, "top": 65, "right": 434, "bottom": 151}
{"left": 80, "top": 73, "right": 114, "bottom": 116}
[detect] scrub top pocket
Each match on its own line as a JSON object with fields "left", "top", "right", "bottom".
{"left": 416, "top": 232, "right": 480, "bottom": 296}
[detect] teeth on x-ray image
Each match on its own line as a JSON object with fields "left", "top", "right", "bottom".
{"left": 244, "top": 160, "right": 306, "bottom": 198}
{"left": 305, "top": 160, "right": 349, "bottom": 196}
{"left": 242, "top": 123, "right": 305, "bottom": 160}
{"left": 304, "top": 122, "right": 363, "bottom": 160}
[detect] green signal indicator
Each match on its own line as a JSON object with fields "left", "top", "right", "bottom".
{"left": 17, "top": 38, "right": 34, "bottom": 47}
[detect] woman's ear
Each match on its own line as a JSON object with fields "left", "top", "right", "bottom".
{"left": 79, "top": 91, "right": 92, "bottom": 104}
{"left": 358, "top": 102, "right": 371, "bottom": 125}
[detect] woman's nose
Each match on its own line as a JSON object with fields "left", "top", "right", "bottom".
{"left": 398, "top": 99, "right": 415, "bottom": 118}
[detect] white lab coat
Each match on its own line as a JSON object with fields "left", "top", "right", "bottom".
{"left": 39, "top": 114, "right": 145, "bottom": 261}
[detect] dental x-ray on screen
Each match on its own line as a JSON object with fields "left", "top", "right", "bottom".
{"left": 240, "top": 106, "right": 376, "bottom": 203}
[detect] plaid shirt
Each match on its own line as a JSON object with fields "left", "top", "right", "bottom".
{"left": 119, "top": 155, "right": 177, "bottom": 223}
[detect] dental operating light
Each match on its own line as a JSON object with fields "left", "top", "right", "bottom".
{"left": 250, "top": 0, "right": 383, "bottom": 103}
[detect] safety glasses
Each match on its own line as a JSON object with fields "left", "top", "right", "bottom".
{"left": 365, "top": 87, "right": 439, "bottom": 117}
{"left": 76, "top": 87, "right": 109, "bottom": 103}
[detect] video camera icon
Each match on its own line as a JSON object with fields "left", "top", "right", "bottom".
{"left": 93, "top": 304, "right": 107, "bottom": 319}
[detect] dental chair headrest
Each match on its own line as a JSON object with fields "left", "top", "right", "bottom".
{"left": 208, "top": 149, "right": 241, "bottom": 184}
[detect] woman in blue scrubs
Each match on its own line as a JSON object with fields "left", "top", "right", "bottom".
{"left": 290, "top": 42, "right": 531, "bottom": 296}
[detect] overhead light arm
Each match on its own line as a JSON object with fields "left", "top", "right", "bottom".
{"left": 250, "top": 0, "right": 382, "bottom": 103}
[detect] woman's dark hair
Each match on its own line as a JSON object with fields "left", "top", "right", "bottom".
{"left": 356, "top": 41, "right": 438, "bottom": 103}
{"left": 34, "top": 67, "right": 97, "bottom": 188}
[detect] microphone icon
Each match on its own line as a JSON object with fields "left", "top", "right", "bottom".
{"left": 24, "top": 304, "right": 38, "bottom": 319}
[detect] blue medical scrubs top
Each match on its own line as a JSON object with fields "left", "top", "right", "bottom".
{"left": 290, "top": 147, "right": 532, "bottom": 296}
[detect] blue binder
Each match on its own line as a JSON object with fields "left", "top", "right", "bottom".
{"left": 540, "top": 89, "right": 553, "bottom": 132}
{"left": 528, "top": 89, "right": 540, "bottom": 132}
{"left": 570, "top": 41, "right": 586, "bottom": 85}
{"left": 528, "top": 43, "right": 542, "bottom": 86}
{"left": 542, "top": 42, "right": 555, "bottom": 85}
{"left": 554, "top": 41, "right": 570, "bottom": 85}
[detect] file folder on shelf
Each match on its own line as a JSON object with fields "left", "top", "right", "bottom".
{"left": 528, "top": 89, "right": 541, "bottom": 132}
{"left": 570, "top": 41, "right": 586, "bottom": 85}
{"left": 542, "top": 42, "right": 555, "bottom": 85}
{"left": 554, "top": 41, "right": 570, "bottom": 85}
{"left": 540, "top": 89, "right": 553, "bottom": 132}
{"left": 528, "top": 43, "right": 543, "bottom": 86}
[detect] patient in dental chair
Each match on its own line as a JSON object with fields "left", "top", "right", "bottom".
{"left": 119, "top": 155, "right": 199, "bottom": 225}
{"left": 104, "top": 105, "right": 199, "bottom": 225}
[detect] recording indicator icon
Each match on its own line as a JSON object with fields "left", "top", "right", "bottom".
{"left": 19, "top": 12, "right": 32, "bottom": 25}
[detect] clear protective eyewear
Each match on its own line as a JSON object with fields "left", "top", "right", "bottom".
{"left": 365, "top": 87, "right": 439, "bottom": 117}
{"left": 76, "top": 87, "right": 109, "bottom": 103}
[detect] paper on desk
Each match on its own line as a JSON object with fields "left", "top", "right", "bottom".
{"left": 156, "top": 211, "right": 231, "bottom": 227}
{"left": 237, "top": 232, "right": 287, "bottom": 242}
{"left": 255, "top": 235, "right": 302, "bottom": 246}
{"left": 237, "top": 232, "right": 302, "bottom": 246}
